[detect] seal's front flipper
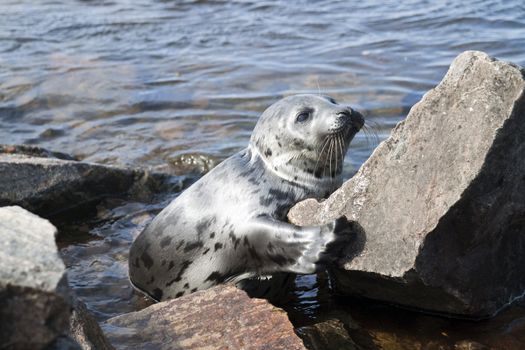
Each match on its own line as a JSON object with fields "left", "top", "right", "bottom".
{"left": 242, "top": 215, "right": 356, "bottom": 276}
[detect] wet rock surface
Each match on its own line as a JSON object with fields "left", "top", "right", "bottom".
{"left": 68, "top": 299, "right": 115, "bottom": 350}
{"left": 0, "top": 206, "right": 71, "bottom": 349}
{"left": 289, "top": 51, "right": 525, "bottom": 317}
{"left": 0, "top": 145, "right": 183, "bottom": 217}
{"left": 103, "top": 284, "right": 306, "bottom": 350}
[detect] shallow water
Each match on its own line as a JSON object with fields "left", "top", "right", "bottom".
{"left": 2, "top": 0, "right": 525, "bottom": 348}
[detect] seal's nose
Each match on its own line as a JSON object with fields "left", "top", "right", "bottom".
{"left": 350, "top": 109, "right": 365, "bottom": 130}
{"left": 337, "top": 108, "right": 364, "bottom": 130}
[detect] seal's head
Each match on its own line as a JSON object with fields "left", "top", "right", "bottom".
{"left": 250, "top": 94, "right": 364, "bottom": 190}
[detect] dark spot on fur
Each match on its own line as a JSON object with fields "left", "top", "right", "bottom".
{"left": 243, "top": 236, "right": 250, "bottom": 247}
{"left": 265, "top": 148, "right": 272, "bottom": 157}
{"left": 292, "top": 140, "right": 303, "bottom": 148}
{"left": 259, "top": 188, "right": 290, "bottom": 207}
{"left": 161, "top": 259, "right": 166, "bottom": 266}
{"left": 203, "top": 247, "right": 210, "bottom": 255}
{"left": 240, "top": 168, "right": 252, "bottom": 178}
{"left": 151, "top": 288, "right": 163, "bottom": 301}
{"left": 184, "top": 241, "right": 204, "bottom": 252}
{"left": 160, "top": 236, "right": 172, "bottom": 248}
{"left": 166, "top": 261, "right": 192, "bottom": 286}
{"left": 132, "top": 257, "right": 140, "bottom": 268}
{"left": 276, "top": 204, "right": 291, "bottom": 220}
{"left": 229, "top": 231, "right": 241, "bottom": 249}
{"left": 247, "top": 176, "right": 259, "bottom": 186}
{"left": 293, "top": 176, "right": 298, "bottom": 181}
{"left": 268, "top": 253, "right": 288, "bottom": 266}
{"left": 140, "top": 251, "right": 154, "bottom": 270}
{"left": 146, "top": 275, "right": 155, "bottom": 285}
{"left": 210, "top": 232, "right": 215, "bottom": 239}
{"left": 191, "top": 288, "right": 198, "bottom": 293}
{"left": 306, "top": 168, "right": 314, "bottom": 174}
{"left": 184, "top": 283, "right": 189, "bottom": 289}
{"left": 314, "top": 169, "right": 322, "bottom": 178}
{"left": 206, "top": 271, "right": 226, "bottom": 283}
{"left": 248, "top": 246, "right": 262, "bottom": 262}
{"left": 168, "top": 261, "right": 175, "bottom": 270}
{"left": 196, "top": 217, "right": 216, "bottom": 238}
{"left": 175, "top": 292, "right": 184, "bottom": 298}
{"left": 176, "top": 240, "right": 185, "bottom": 250}
{"left": 278, "top": 142, "right": 282, "bottom": 147}
{"left": 267, "top": 241, "right": 274, "bottom": 251}
{"left": 214, "top": 242, "right": 223, "bottom": 251}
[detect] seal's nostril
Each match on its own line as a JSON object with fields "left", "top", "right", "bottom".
{"left": 337, "top": 110, "right": 351, "bottom": 119}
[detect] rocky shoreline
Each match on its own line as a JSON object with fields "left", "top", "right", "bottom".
{"left": 2, "top": 51, "right": 525, "bottom": 349}
{"left": 289, "top": 51, "right": 525, "bottom": 318}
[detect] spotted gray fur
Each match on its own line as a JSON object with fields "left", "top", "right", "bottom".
{"left": 129, "top": 94, "right": 364, "bottom": 301}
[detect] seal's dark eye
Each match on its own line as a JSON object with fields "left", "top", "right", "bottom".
{"left": 296, "top": 111, "right": 310, "bottom": 123}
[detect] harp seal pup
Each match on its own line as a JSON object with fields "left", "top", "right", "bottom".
{"left": 129, "top": 94, "right": 364, "bottom": 301}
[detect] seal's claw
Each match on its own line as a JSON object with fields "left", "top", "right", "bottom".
{"left": 318, "top": 216, "right": 357, "bottom": 264}
{"left": 333, "top": 215, "right": 353, "bottom": 236}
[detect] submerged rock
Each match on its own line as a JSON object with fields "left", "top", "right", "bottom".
{"left": 289, "top": 51, "right": 525, "bottom": 317}
{"left": 0, "top": 206, "right": 71, "bottom": 349}
{"left": 297, "top": 319, "right": 358, "bottom": 350}
{"left": 0, "top": 145, "right": 183, "bottom": 216}
{"left": 103, "top": 284, "right": 306, "bottom": 350}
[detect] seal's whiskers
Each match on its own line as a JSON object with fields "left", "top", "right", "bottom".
{"left": 362, "top": 121, "right": 380, "bottom": 148}
{"left": 314, "top": 136, "right": 331, "bottom": 175}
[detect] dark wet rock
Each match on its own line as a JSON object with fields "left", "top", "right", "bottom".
{"left": 297, "top": 319, "right": 358, "bottom": 350}
{"left": 69, "top": 299, "right": 115, "bottom": 350}
{"left": 103, "top": 284, "right": 306, "bottom": 350}
{"left": 0, "top": 206, "right": 71, "bottom": 349}
{"left": 0, "top": 145, "right": 184, "bottom": 216}
{"left": 289, "top": 51, "right": 525, "bottom": 317}
{"left": 0, "top": 144, "right": 77, "bottom": 161}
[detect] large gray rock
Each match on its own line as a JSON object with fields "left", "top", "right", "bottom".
{"left": 0, "top": 206, "right": 72, "bottom": 349}
{"left": 0, "top": 145, "right": 182, "bottom": 216}
{"left": 0, "top": 206, "right": 115, "bottom": 350}
{"left": 289, "top": 51, "right": 525, "bottom": 317}
{"left": 103, "top": 284, "right": 306, "bottom": 350}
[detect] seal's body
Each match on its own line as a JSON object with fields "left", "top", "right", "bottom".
{"left": 129, "top": 94, "right": 364, "bottom": 301}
